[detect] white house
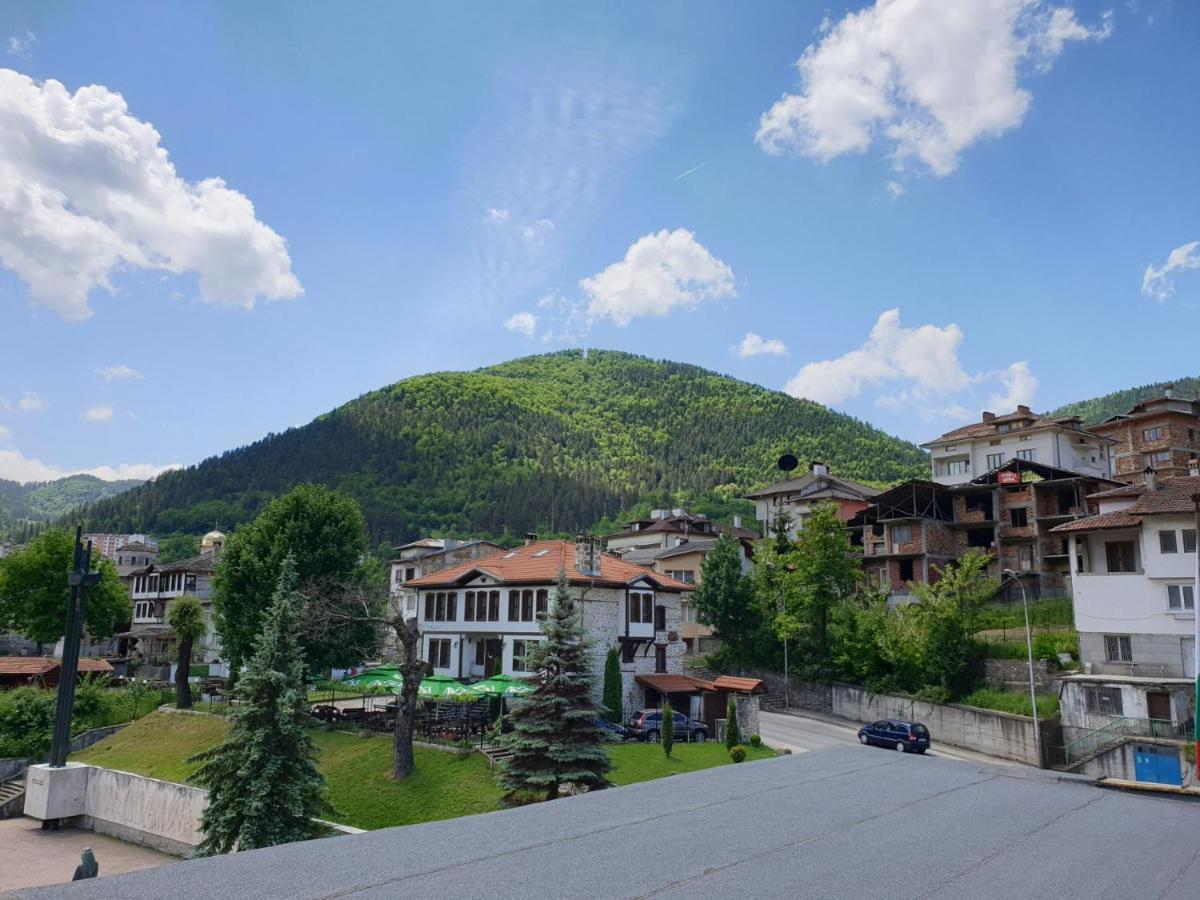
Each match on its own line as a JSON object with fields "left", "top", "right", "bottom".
{"left": 922, "top": 406, "right": 1113, "bottom": 487}
{"left": 744, "top": 461, "right": 879, "bottom": 540}
{"left": 406, "top": 537, "right": 694, "bottom": 716}
{"left": 387, "top": 538, "right": 504, "bottom": 621}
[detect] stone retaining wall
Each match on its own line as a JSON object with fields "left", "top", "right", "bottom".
{"left": 983, "top": 658, "right": 1056, "bottom": 690}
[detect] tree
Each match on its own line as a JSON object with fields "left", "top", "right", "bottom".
{"left": 725, "top": 696, "right": 740, "bottom": 749}
{"left": 155, "top": 534, "right": 200, "bottom": 565}
{"left": 789, "top": 505, "right": 859, "bottom": 676}
{"left": 190, "top": 558, "right": 328, "bottom": 854}
{"left": 0, "top": 529, "right": 128, "bottom": 648}
{"left": 602, "top": 647, "right": 622, "bottom": 723}
{"left": 661, "top": 699, "right": 674, "bottom": 758}
{"left": 167, "top": 596, "right": 206, "bottom": 710}
{"left": 212, "top": 484, "right": 378, "bottom": 679}
{"left": 692, "top": 533, "right": 762, "bottom": 666}
{"left": 498, "top": 571, "right": 610, "bottom": 802}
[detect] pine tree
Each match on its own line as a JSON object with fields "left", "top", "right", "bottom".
{"left": 725, "top": 696, "right": 741, "bottom": 750}
{"left": 661, "top": 700, "right": 674, "bottom": 758}
{"left": 498, "top": 571, "right": 610, "bottom": 802}
{"left": 602, "top": 646, "right": 622, "bottom": 723}
{"left": 190, "top": 557, "right": 328, "bottom": 854}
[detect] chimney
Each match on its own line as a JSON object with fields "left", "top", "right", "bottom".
{"left": 1165, "top": 383, "right": 1175, "bottom": 400}
{"left": 575, "top": 534, "right": 602, "bottom": 576}
{"left": 982, "top": 411, "right": 995, "bottom": 423}
{"left": 1144, "top": 467, "right": 1158, "bottom": 492}
{"left": 1189, "top": 456, "right": 1199, "bottom": 478}
{"left": 810, "top": 461, "right": 829, "bottom": 477}
{"left": 523, "top": 532, "right": 538, "bottom": 546}
{"left": 1016, "top": 405, "right": 1031, "bottom": 417}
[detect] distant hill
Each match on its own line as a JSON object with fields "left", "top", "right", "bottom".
{"left": 79, "top": 350, "right": 929, "bottom": 545}
{"left": 1048, "top": 377, "right": 1200, "bottom": 425}
{"left": 0, "top": 474, "right": 143, "bottom": 537}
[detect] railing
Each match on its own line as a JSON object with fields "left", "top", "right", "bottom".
{"left": 1061, "top": 716, "right": 1192, "bottom": 765}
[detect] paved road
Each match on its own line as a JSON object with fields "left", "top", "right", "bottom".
{"left": 10, "top": 748, "right": 1198, "bottom": 900}
{"left": 759, "top": 709, "right": 1021, "bottom": 766}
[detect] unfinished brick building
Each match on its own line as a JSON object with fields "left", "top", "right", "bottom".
{"left": 1089, "top": 386, "right": 1200, "bottom": 485}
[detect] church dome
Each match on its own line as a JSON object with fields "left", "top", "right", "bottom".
{"left": 201, "top": 529, "right": 226, "bottom": 549}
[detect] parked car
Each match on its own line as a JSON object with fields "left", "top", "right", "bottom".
{"left": 594, "top": 719, "right": 639, "bottom": 742}
{"left": 626, "top": 709, "right": 711, "bottom": 743}
{"left": 857, "top": 719, "right": 930, "bottom": 753}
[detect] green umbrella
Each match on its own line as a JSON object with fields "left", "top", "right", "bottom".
{"left": 341, "top": 666, "right": 404, "bottom": 689}
{"left": 417, "top": 674, "right": 480, "bottom": 701}
{"left": 469, "top": 673, "right": 536, "bottom": 697}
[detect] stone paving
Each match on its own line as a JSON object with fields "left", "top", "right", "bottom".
{"left": 0, "top": 819, "right": 175, "bottom": 894}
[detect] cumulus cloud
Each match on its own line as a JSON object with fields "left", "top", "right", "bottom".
{"left": 485, "top": 208, "right": 510, "bottom": 222}
{"left": 737, "top": 332, "right": 789, "bottom": 358}
{"left": 0, "top": 69, "right": 303, "bottom": 322}
{"left": 0, "top": 448, "right": 177, "bottom": 483}
{"left": 886, "top": 180, "right": 905, "bottom": 199}
{"left": 95, "top": 364, "right": 143, "bottom": 382}
{"left": 504, "top": 311, "right": 538, "bottom": 338}
{"left": 83, "top": 404, "right": 114, "bottom": 424}
{"left": 1142, "top": 240, "right": 1200, "bottom": 302}
{"left": 19, "top": 391, "right": 46, "bottom": 412}
{"left": 987, "top": 360, "right": 1038, "bottom": 410}
{"left": 756, "top": 0, "right": 1112, "bottom": 176}
{"left": 581, "top": 229, "right": 735, "bottom": 327}
{"left": 6, "top": 31, "right": 35, "bottom": 60}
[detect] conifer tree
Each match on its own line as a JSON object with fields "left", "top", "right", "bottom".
{"left": 498, "top": 571, "right": 610, "bottom": 802}
{"left": 661, "top": 700, "right": 674, "bottom": 758}
{"left": 190, "top": 557, "right": 328, "bottom": 854}
{"left": 602, "top": 646, "right": 622, "bottom": 723}
{"left": 725, "top": 696, "right": 741, "bottom": 750}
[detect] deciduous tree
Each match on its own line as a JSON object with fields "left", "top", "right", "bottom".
{"left": 167, "top": 596, "right": 206, "bottom": 709}
{"left": 692, "top": 533, "right": 762, "bottom": 665}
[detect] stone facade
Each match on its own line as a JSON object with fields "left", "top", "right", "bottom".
{"left": 581, "top": 587, "right": 684, "bottom": 713}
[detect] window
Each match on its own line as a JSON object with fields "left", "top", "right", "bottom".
{"left": 891, "top": 524, "right": 912, "bottom": 547}
{"left": 1084, "top": 686, "right": 1124, "bottom": 716}
{"left": 1145, "top": 450, "right": 1171, "bottom": 467}
{"left": 666, "top": 569, "right": 696, "bottom": 584}
{"left": 536, "top": 589, "right": 548, "bottom": 618}
{"left": 989, "top": 439, "right": 1001, "bottom": 446}
{"left": 1103, "top": 635, "right": 1132, "bottom": 663}
{"left": 945, "top": 444, "right": 956, "bottom": 452}
{"left": 1183, "top": 530, "right": 1197, "bottom": 553}
{"left": 1167, "top": 585, "right": 1195, "bottom": 612}
{"left": 986, "top": 452, "right": 1005, "bottom": 469}
{"left": 898, "top": 559, "right": 914, "bottom": 582}
{"left": 428, "top": 638, "right": 451, "bottom": 669}
{"left": 1159, "top": 530, "right": 1178, "bottom": 554}
{"left": 1016, "top": 449, "right": 1036, "bottom": 462}
{"left": 1018, "top": 545, "right": 1033, "bottom": 570}
{"left": 944, "top": 460, "right": 969, "bottom": 475}
{"left": 1143, "top": 426, "right": 1164, "bottom": 442}
{"left": 997, "top": 423, "right": 1011, "bottom": 433}
{"left": 1019, "top": 434, "right": 1031, "bottom": 442}
{"left": 185, "top": 574, "right": 197, "bottom": 592}
{"left": 655, "top": 644, "right": 667, "bottom": 674}
{"left": 425, "top": 591, "right": 457, "bottom": 622}
{"left": 629, "top": 592, "right": 653, "bottom": 624}
{"left": 512, "top": 640, "right": 537, "bottom": 673}
{"left": 465, "top": 590, "right": 501, "bottom": 622}
{"left": 1105, "top": 541, "right": 1137, "bottom": 573}
{"left": 405, "top": 567, "right": 415, "bottom": 581}
{"left": 1009, "top": 508, "right": 1029, "bottom": 528}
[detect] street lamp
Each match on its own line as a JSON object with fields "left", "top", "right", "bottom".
{"left": 1001, "top": 568, "right": 1041, "bottom": 765}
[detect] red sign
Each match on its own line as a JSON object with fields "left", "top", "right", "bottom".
{"left": 997, "top": 471, "right": 1021, "bottom": 486}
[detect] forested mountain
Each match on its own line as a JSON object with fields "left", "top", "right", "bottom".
{"left": 0, "top": 474, "right": 143, "bottom": 537}
{"left": 1049, "top": 376, "right": 1200, "bottom": 424}
{"left": 79, "top": 350, "right": 929, "bottom": 545}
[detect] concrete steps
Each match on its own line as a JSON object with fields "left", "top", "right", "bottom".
{"left": 0, "top": 777, "right": 25, "bottom": 820}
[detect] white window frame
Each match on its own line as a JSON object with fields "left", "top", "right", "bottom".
{"left": 1167, "top": 584, "right": 1195, "bottom": 612}
{"left": 1159, "top": 530, "right": 1178, "bottom": 554}
{"left": 986, "top": 452, "right": 1005, "bottom": 469}
{"left": 1103, "top": 634, "right": 1133, "bottom": 663}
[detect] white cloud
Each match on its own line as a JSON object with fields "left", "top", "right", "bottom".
{"left": 485, "top": 208, "right": 510, "bottom": 222}
{"left": 756, "top": 0, "right": 1112, "bottom": 176}
{"left": 0, "top": 69, "right": 303, "bottom": 322}
{"left": 987, "top": 360, "right": 1038, "bottom": 410}
{"left": 885, "top": 180, "right": 905, "bottom": 199}
{"left": 0, "top": 423, "right": 10, "bottom": 441}
{"left": 83, "top": 404, "right": 114, "bottom": 424}
{"left": 19, "top": 391, "right": 46, "bottom": 412}
{"left": 6, "top": 31, "right": 35, "bottom": 60}
{"left": 504, "top": 311, "right": 538, "bottom": 338}
{"left": 1142, "top": 241, "right": 1200, "bottom": 302}
{"left": 581, "top": 229, "right": 735, "bottom": 327}
{"left": 520, "top": 218, "right": 555, "bottom": 245}
{"left": 95, "top": 364, "right": 143, "bottom": 382}
{"left": 736, "top": 332, "right": 789, "bottom": 358}
{"left": 0, "top": 448, "right": 177, "bottom": 483}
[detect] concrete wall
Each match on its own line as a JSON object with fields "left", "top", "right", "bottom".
{"left": 82, "top": 767, "right": 207, "bottom": 857}
{"left": 831, "top": 683, "right": 1046, "bottom": 766}
{"left": 1072, "top": 739, "right": 1196, "bottom": 789}
{"left": 0, "top": 722, "right": 130, "bottom": 786}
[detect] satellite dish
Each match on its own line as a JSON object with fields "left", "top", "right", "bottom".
{"left": 777, "top": 453, "right": 799, "bottom": 473}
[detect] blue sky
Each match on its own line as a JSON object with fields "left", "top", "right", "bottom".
{"left": 0, "top": 0, "right": 1197, "bottom": 482}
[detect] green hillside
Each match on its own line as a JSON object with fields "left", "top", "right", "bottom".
{"left": 79, "top": 350, "right": 929, "bottom": 545}
{"left": 0, "top": 474, "right": 143, "bottom": 537}
{"left": 1048, "top": 377, "right": 1200, "bottom": 424}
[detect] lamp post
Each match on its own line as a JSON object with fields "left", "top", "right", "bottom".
{"left": 1002, "top": 568, "right": 1041, "bottom": 766}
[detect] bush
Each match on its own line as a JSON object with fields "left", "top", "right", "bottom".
{"left": 960, "top": 687, "right": 1059, "bottom": 719}
{"left": 725, "top": 696, "right": 740, "bottom": 750}
{"left": 0, "top": 688, "right": 55, "bottom": 758}
{"left": 749, "top": 734, "right": 762, "bottom": 748}
{"left": 729, "top": 745, "right": 747, "bottom": 764}
{"left": 977, "top": 639, "right": 1030, "bottom": 660}
{"left": 1032, "top": 632, "right": 1078, "bottom": 662}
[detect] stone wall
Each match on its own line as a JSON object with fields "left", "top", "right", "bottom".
{"left": 982, "top": 658, "right": 1055, "bottom": 691}
{"left": 831, "top": 682, "right": 1048, "bottom": 766}
{"left": 722, "top": 668, "right": 832, "bottom": 714}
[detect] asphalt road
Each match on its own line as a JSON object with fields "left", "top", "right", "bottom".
{"left": 9, "top": 748, "right": 1198, "bottom": 900}
{"left": 758, "top": 709, "right": 1022, "bottom": 766}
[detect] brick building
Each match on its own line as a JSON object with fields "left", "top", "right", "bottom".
{"left": 1088, "top": 386, "right": 1200, "bottom": 485}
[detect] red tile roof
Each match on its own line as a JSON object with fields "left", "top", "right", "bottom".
{"left": 1126, "top": 476, "right": 1200, "bottom": 515}
{"left": 406, "top": 540, "right": 694, "bottom": 592}
{"left": 711, "top": 675, "right": 766, "bottom": 694}
{"left": 0, "top": 657, "right": 114, "bottom": 676}
{"left": 1050, "top": 511, "right": 1142, "bottom": 533}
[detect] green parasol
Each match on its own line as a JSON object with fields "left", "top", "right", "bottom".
{"left": 469, "top": 673, "right": 536, "bottom": 697}
{"left": 341, "top": 666, "right": 404, "bottom": 689}
{"left": 417, "top": 674, "right": 480, "bottom": 701}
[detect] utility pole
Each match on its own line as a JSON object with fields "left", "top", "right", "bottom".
{"left": 1002, "top": 568, "right": 1041, "bottom": 766}
{"left": 49, "top": 528, "right": 100, "bottom": 768}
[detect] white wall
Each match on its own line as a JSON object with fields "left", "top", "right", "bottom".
{"left": 929, "top": 429, "right": 1110, "bottom": 485}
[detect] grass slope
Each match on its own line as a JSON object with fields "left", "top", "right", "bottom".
{"left": 75, "top": 712, "right": 774, "bottom": 830}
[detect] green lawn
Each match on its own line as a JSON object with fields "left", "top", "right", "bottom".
{"left": 74, "top": 712, "right": 776, "bottom": 830}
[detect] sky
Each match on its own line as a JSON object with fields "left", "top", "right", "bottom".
{"left": 0, "top": 0, "right": 1197, "bottom": 483}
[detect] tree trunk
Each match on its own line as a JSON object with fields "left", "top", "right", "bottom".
{"left": 176, "top": 635, "right": 194, "bottom": 709}
{"left": 392, "top": 619, "right": 423, "bottom": 779}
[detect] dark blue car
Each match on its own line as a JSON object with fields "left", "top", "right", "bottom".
{"left": 857, "top": 719, "right": 930, "bottom": 753}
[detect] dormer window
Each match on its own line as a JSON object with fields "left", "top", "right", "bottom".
{"left": 997, "top": 423, "right": 1011, "bottom": 433}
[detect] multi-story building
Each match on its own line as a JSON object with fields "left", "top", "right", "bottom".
{"left": 853, "top": 459, "right": 1120, "bottom": 601}
{"left": 1088, "top": 386, "right": 1200, "bottom": 485}
{"left": 123, "top": 530, "right": 225, "bottom": 677}
{"left": 744, "top": 462, "right": 878, "bottom": 541}
{"left": 82, "top": 533, "right": 158, "bottom": 561}
{"left": 603, "top": 509, "right": 757, "bottom": 556}
{"left": 407, "top": 537, "right": 693, "bottom": 716}
{"left": 921, "top": 406, "right": 1113, "bottom": 487}
{"left": 388, "top": 538, "right": 505, "bottom": 621}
